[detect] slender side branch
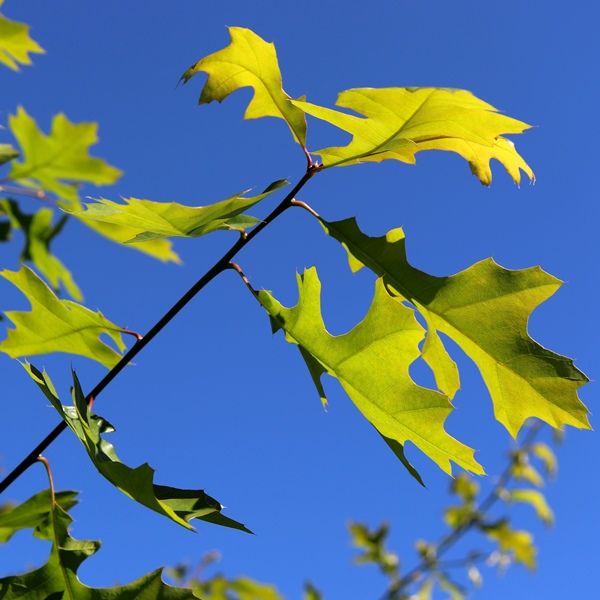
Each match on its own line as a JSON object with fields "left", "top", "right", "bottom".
{"left": 0, "top": 184, "right": 50, "bottom": 201}
{"left": 392, "top": 422, "right": 543, "bottom": 595}
{"left": 0, "top": 166, "right": 320, "bottom": 496}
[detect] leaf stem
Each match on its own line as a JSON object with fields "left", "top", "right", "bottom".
{"left": 36, "top": 455, "right": 56, "bottom": 505}
{"left": 0, "top": 166, "right": 320, "bottom": 496}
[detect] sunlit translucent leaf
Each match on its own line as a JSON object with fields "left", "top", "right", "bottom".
{"left": 531, "top": 442, "right": 558, "bottom": 478}
{"left": 480, "top": 520, "right": 536, "bottom": 569}
{"left": 257, "top": 267, "right": 482, "bottom": 477}
{"left": 0, "top": 1, "right": 44, "bottom": 71}
{"left": 0, "top": 489, "right": 77, "bottom": 543}
{"left": 413, "top": 579, "right": 434, "bottom": 600}
{"left": 0, "top": 266, "right": 125, "bottom": 368}
{"left": 0, "top": 199, "right": 81, "bottom": 300}
{"left": 24, "top": 364, "right": 249, "bottom": 534}
{"left": 511, "top": 456, "right": 544, "bottom": 487}
{"left": 182, "top": 27, "right": 307, "bottom": 147}
{"left": 421, "top": 329, "right": 460, "bottom": 400}
{"left": 293, "top": 88, "right": 533, "bottom": 184}
{"left": 0, "top": 489, "right": 198, "bottom": 598}
{"left": 509, "top": 489, "right": 554, "bottom": 525}
{"left": 349, "top": 522, "right": 399, "bottom": 577}
{"left": 444, "top": 505, "right": 476, "bottom": 529}
{"left": 7, "top": 107, "right": 122, "bottom": 202}
{"left": 450, "top": 473, "right": 479, "bottom": 503}
{"left": 193, "top": 575, "right": 282, "bottom": 600}
{"left": 0, "top": 143, "right": 18, "bottom": 165}
{"left": 321, "top": 218, "right": 590, "bottom": 437}
{"left": 70, "top": 179, "right": 288, "bottom": 243}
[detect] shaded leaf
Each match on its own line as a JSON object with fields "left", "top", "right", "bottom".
{"left": 509, "top": 489, "right": 554, "bottom": 525}
{"left": 257, "top": 267, "right": 482, "bottom": 476}
{"left": 321, "top": 218, "right": 590, "bottom": 438}
{"left": 182, "top": 27, "right": 307, "bottom": 147}
{"left": 480, "top": 520, "right": 536, "bottom": 569}
{"left": 0, "top": 1, "right": 44, "bottom": 71}
{"left": 0, "top": 266, "right": 125, "bottom": 368}
{"left": 0, "top": 489, "right": 77, "bottom": 543}
{"left": 0, "top": 199, "right": 81, "bottom": 300}
{"left": 24, "top": 364, "right": 249, "bottom": 534}
{"left": 8, "top": 107, "right": 122, "bottom": 202}
{"left": 294, "top": 88, "right": 533, "bottom": 184}
{"left": 0, "top": 489, "right": 197, "bottom": 598}
{"left": 70, "top": 179, "right": 288, "bottom": 243}
{"left": 303, "top": 582, "right": 322, "bottom": 600}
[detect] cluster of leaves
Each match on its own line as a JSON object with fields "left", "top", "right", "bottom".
{"left": 348, "top": 424, "right": 559, "bottom": 599}
{"left": 0, "top": 3, "right": 591, "bottom": 598}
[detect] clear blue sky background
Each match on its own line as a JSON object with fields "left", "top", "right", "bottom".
{"left": 0, "top": 1, "right": 598, "bottom": 598}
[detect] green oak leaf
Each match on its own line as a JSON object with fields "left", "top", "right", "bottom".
{"left": 321, "top": 218, "right": 590, "bottom": 437}
{"left": 0, "top": 266, "right": 125, "bottom": 368}
{"left": 480, "top": 520, "right": 536, "bottom": 569}
{"left": 509, "top": 489, "right": 554, "bottom": 525}
{"left": 257, "top": 267, "right": 483, "bottom": 477}
{"left": 182, "top": 27, "right": 307, "bottom": 147}
{"left": 0, "top": 199, "right": 81, "bottom": 300}
{"left": 70, "top": 179, "right": 289, "bottom": 243}
{"left": 7, "top": 106, "right": 122, "bottom": 202}
{"left": 193, "top": 576, "right": 282, "bottom": 600}
{"left": 0, "top": 489, "right": 197, "bottom": 599}
{"left": 0, "top": 488, "right": 77, "bottom": 543}
{"left": 24, "top": 363, "right": 249, "bottom": 534}
{"left": 0, "top": 0, "right": 44, "bottom": 71}
{"left": 293, "top": 88, "right": 533, "bottom": 184}
{"left": 0, "top": 143, "right": 18, "bottom": 165}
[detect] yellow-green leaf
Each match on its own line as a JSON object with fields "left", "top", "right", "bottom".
{"left": 0, "top": 143, "right": 18, "bottom": 165}
{"left": 509, "top": 489, "right": 554, "bottom": 525}
{"left": 182, "top": 27, "right": 307, "bottom": 147}
{"left": 531, "top": 442, "right": 558, "bottom": 478}
{"left": 481, "top": 520, "right": 536, "bottom": 569}
{"left": 8, "top": 107, "right": 122, "bottom": 202}
{"left": 294, "top": 88, "right": 533, "bottom": 184}
{"left": 0, "top": 199, "right": 82, "bottom": 300}
{"left": 70, "top": 179, "right": 288, "bottom": 243}
{"left": 0, "top": 266, "right": 125, "bottom": 368}
{"left": 257, "top": 267, "right": 483, "bottom": 477}
{"left": 321, "top": 218, "right": 590, "bottom": 438}
{"left": 0, "top": 1, "right": 44, "bottom": 71}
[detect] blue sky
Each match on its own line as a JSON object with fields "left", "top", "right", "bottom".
{"left": 0, "top": 1, "right": 598, "bottom": 598}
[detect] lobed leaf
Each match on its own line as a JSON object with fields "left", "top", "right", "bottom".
{"left": 0, "top": 0, "right": 44, "bottom": 71}
{"left": 0, "top": 199, "right": 82, "bottom": 300}
{"left": 0, "top": 266, "right": 125, "bottom": 368}
{"left": 7, "top": 107, "right": 122, "bottom": 202}
{"left": 0, "top": 489, "right": 198, "bottom": 598}
{"left": 257, "top": 267, "right": 483, "bottom": 478}
{"left": 321, "top": 217, "right": 590, "bottom": 438}
{"left": 70, "top": 179, "right": 289, "bottom": 244}
{"left": 24, "top": 364, "right": 249, "bottom": 533}
{"left": 294, "top": 88, "right": 533, "bottom": 184}
{"left": 182, "top": 27, "right": 307, "bottom": 147}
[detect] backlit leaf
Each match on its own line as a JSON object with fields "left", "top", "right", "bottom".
{"left": 0, "top": 1, "right": 44, "bottom": 71}
{"left": 531, "top": 442, "right": 557, "bottom": 478}
{"left": 257, "top": 267, "right": 482, "bottom": 477}
{"left": 24, "top": 364, "right": 249, "bottom": 533}
{"left": 0, "top": 489, "right": 197, "bottom": 598}
{"left": 182, "top": 27, "right": 307, "bottom": 147}
{"left": 0, "top": 199, "right": 81, "bottom": 300}
{"left": 0, "top": 143, "right": 18, "bottom": 165}
{"left": 294, "top": 88, "right": 533, "bottom": 184}
{"left": 0, "top": 266, "right": 125, "bottom": 368}
{"left": 481, "top": 520, "right": 536, "bottom": 569}
{"left": 8, "top": 107, "right": 122, "bottom": 202}
{"left": 509, "top": 489, "right": 554, "bottom": 525}
{"left": 321, "top": 218, "right": 590, "bottom": 437}
{"left": 70, "top": 179, "right": 288, "bottom": 243}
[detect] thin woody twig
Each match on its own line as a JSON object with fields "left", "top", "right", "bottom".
{"left": 0, "top": 165, "right": 320, "bottom": 496}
